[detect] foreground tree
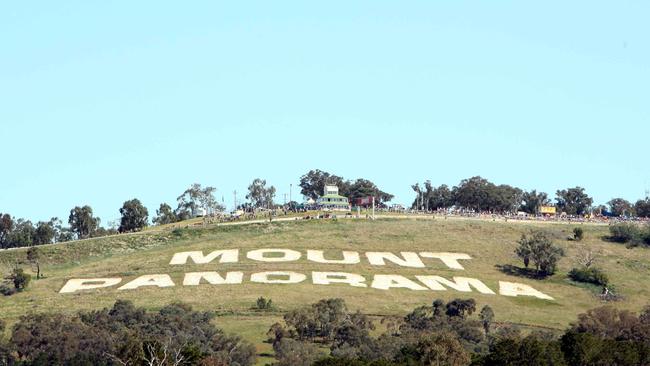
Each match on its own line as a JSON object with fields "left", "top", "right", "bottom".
{"left": 118, "top": 198, "right": 149, "bottom": 233}
{"left": 9, "top": 300, "right": 256, "bottom": 365}
{"left": 68, "top": 205, "right": 100, "bottom": 239}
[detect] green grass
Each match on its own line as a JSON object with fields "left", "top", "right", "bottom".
{"left": 2, "top": 217, "right": 650, "bottom": 364}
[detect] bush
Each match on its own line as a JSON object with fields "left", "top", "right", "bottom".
{"left": 608, "top": 223, "right": 641, "bottom": 243}
{"left": 569, "top": 267, "right": 609, "bottom": 286}
{"left": 0, "top": 283, "right": 16, "bottom": 296}
{"left": 573, "top": 227, "right": 584, "bottom": 241}
{"left": 11, "top": 268, "right": 31, "bottom": 291}
{"left": 254, "top": 296, "right": 274, "bottom": 310}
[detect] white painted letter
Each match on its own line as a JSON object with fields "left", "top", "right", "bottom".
{"left": 247, "top": 249, "right": 301, "bottom": 262}
{"left": 419, "top": 252, "right": 472, "bottom": 270}
{"left": 499, "top": 281, "right": 554, "bottom": 300}
{"left": 118, "top": 274, "right": 175, "bottom": 290}
{"left": 366, "top": 252, "right": 425, "bottom": 268}
{"left": 416, "top": 276, "right": 495, "bottom": 294}
{"left": 307, "top": 250, "right": 360, "bottom": 264}
{"left": 170, "top": 249, "right": 239, "bottom": 265}
{"left": 371, "top": 275, "right": 428, "bottom": 291}
{"left": 250, "top": 271, "right": 306, "bottom": 284}
{"left": 59, "top": 278, "right": 122, "bottom": 294}
{"left": 312, "top": 272, "right": 367, "bottom": 287}
{"left": 183, "top": 271, "right": 243, "bottom": 286}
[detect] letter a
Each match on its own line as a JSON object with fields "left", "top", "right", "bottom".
{"left": 118, "top": 274, "right": 175, "bottom": 290}
{"left": 499, "top": 281, "right": 554, "bottom": 300}
{"left": 59, "top": 278, "right": 122, "bottom": 294}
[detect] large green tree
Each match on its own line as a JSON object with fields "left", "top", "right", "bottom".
{"left": 634, "top": 198, "right": 650, "bottom": 218}
{"left": 608, "top": 198, "right": 634, "bottom": 217}
{"left": 515, "top": 230, "right": 564, "bottom": 276}
{"left": 299, "top": 170, "right": 346, "bottom": 200}
{"left": 555, "top": 187, "right": 593, "bottom": 215}
{"left": 452, "top": 176, "right": 522, "bottom": 213}
{"left": 118, "top": 198, "right": 149, "bottom": 233}
{"left": 68, "top": 205, "right": 100, "bottom": 239}
{"left": 347, "top": 179, "right": 393, "bottom": 206}
{"left": 521, "top": 190, "right": 551, "bottom": 214}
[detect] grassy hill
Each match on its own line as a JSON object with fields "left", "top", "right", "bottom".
{"left": 2, "top": 216, "right": 650, "bottom": 364}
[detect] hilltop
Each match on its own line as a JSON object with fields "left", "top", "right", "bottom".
{"left": 2, "top": 216, "right": 650, "bottom": 363}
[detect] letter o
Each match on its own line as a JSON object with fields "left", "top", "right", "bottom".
{"left": 247, "top": 249, "right": 301, "bottom": 262}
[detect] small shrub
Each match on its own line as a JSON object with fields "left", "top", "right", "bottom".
{"left": 608, "top": 223, "right": 640, "bottom": 243}
{"left": 573, "top": 227, "right": 584, "bottom": 241}
{"left": 568, "top": 267, "right": 609, "bottom": 286}
{"left": 254, "top": 297, "right": 274, "bottom": 310}
{"left": 0, "top": 283, "right": 16, "bottom": 296}
{"left": 11, "top": 268, "right": 31, "bottom": 291}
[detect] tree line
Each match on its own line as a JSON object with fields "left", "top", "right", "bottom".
{"left": 0, "top": 300, "right": 255, "bottom": 365}
{"left": 263, "top": 297, "right": 650, "bottom": 366}
{"left": 411, "top": 176, "right": 650, "bottom": 217}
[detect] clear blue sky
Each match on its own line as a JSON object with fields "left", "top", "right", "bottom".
{"left": 1, "top": 1, "right": 649, "bottom": 226}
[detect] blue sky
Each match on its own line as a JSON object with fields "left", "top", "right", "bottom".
{"left": 1, "top": 1, "right": 649, "bottom": 225}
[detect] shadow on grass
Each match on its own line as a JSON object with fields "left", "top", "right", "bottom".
{"left": 495, "top": 264, "right": 548, "bottom": 280}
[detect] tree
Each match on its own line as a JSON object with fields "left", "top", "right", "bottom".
{"left": 415, "top": 332, "right": 471, "bottom": 366}
{"left": 0, "top": 213, "right": 14, "bottom": 248}
{"left": 246, "top": 178, "right": 276, "bottom": 209}
{"left": 555, "top": 187, "right": 593, "bottom": 215}
{"left": 5, "top": 219, "right": 35, "bottom": 248}
{"left": 299, "top": 170, "right": 346, "bottom": 200}
{"left": 445, "top": 298, "right": 476, "bottom": 319}
{"left": 118, "top": 198, "right": 149, "bottom": 233}
{"left": 68, "top": 205, "right": 100, "bottom": 239}
{"left": 27, "top": 246, "right": 41, "bottom": 279}
{"left": 176, "top": 183, "right": 223, "bottom": 218}
{"left": 33, "top": 219, "right": 56, "bottom": 245}
{"left": 153, "top": 203, "right": 177, "bottom": 225}
{"left": 479, "top": 305, "right": 495, "bottom": 335}
{"left": 429, "top": 184, "right": 454, "bottom": 210}
{"left": 274, "top": 338, "right": 323, "bottom": 366}
{"left": 451, "top": 176, "right": 522, "bottom": 213}
{"left": 635, "top": 198, "right": 650, "bottom": 218}
{"left": 521, "top": 190, "right": 551, "bottom": 214}
{"left": 608, "top": 198, "right": 634, "bottom": 217}
{"left": 516, "top": 230, "right": 564, "bottom": 276}
{"left": 347, "top": 179, "right": 393, "bottom": 206}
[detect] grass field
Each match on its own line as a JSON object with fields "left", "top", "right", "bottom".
{"left": 2, "top": 217, "right": 650, "bottom": 364}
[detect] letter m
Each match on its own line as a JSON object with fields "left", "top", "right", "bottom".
{"left": 416, "top": 276, "right": 495, "bottom": 295}
{"left": 169, "top": 249, "right": 239, "bottom": 265}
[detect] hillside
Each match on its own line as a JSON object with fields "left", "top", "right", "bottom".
{"left": 2, "top": 216, "right": 650, "bottom": 363}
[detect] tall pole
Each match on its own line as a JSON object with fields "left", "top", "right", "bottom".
{"left": 233, "top": 190, "right": 237, "bottom": 211}
{"left": 372, "top": 196, "right": 375, "bottom": 220}
{"left": 290, "top": 184, "right": 293, "bottom": 211}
